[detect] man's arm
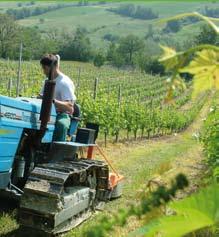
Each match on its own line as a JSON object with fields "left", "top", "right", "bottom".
{"left": 37, "top": 80, "right": 46, "bottom": 99}
{"left": 53, "top": 99, "right": 74, "bottom": 114}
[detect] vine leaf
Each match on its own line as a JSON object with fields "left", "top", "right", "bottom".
{"left": 159, "top": 45, "right": 184, "bottom": 71}
{"left": 130, "top": 183, "right": 219, "bottom": 237}
{"left": 164, "top": 76, "right": 187, "bottom": 103}
{"left": 157, "top": 12, "right": 219, "bottom": 101}
{"left": 180, "top": 49, "right": 219, "bottom": 98}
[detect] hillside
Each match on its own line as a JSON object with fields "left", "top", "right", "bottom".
{"left": 16, "top": 1, "right": 219, "bottom": 48}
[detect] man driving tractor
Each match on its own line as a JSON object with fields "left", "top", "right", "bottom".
{"left": 39, "top": 54, "right": 76, "bottom": 141}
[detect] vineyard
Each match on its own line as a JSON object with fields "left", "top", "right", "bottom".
{"left": 0, "top": 1, "right": 219, "bottom": 236}
{"left": 0, "top": 57, "right": 215, "bottom": 237}
{"left": 0, "top": 59, "right": 205, "bottom": 144}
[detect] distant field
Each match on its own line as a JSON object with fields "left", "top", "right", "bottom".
{"left": 0, "top": 1, "right": 58, "bottom": 13}
{"left": 1, "top": 1, "right": 218, "bottom": 49}
{"left": 16, "top": 1, "right": 219, "bottom": 47}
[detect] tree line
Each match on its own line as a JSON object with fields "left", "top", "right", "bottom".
{"left": 6, "top": 1, "right": 108, "bottom": 20}
{"left": 202, "top": 6, "right": 219, "bottom": 18}
{"left": 0, "top": 13, "right": 218, "bottom": 75}
{"left": 6, "top": 3, "right": 77, "bottom": 20}
{"left": 107, "top": 4, "right": 159, "bottom": 20}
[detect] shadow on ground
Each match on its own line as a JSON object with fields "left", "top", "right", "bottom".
{"left": 0, "top": 197, "right": 55, "bottom": 237}
{"left": 1, "top": 228, "right": 55, "bottom": 237}
{"left": 0, "top": 197, "right": 18, "bottom": 213}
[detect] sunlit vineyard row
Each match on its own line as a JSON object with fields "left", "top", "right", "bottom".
{"left": 0, "top": 59, "right": 186, "bottom": 104}
{"left": 0, "top": 59, "right": 202, "bottom": 143}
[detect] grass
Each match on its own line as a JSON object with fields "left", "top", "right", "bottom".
{"left": 0, "top": 199, "right": 19, "bottom": 236}
{"left": 67, "top": 137, "right": 202, "bottom": 236}
{"left": 66, "top": 97, "right": 211, "bottom": 237}
{"left": 0, "top": 212, "right": 18, "bottom": 236}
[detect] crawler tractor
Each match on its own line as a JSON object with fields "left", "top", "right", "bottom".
{"left": 0, "top": 66, "right": 123, "bottom": 234}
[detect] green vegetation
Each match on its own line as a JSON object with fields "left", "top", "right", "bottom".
{"left": 0, "top": 13, "right": 58, "bottom": 60}
{"left": 134, "top": 183, "right": 219, "bottom": 237}
{"left": 6, "top": 3, "right": 76, "bottom": 20}
{"left": 194, "top": 24, "right": 219, "bottom": 45}
{"left": 75, "top": 11, "right": 219, "bottom": 237}
{"left": 202, "top": 92, "right": 219, "bottom": 179}
{"left": 107, "top": 4, "right": 159, "bottom": 20}
{"left": 93, "top": 52, "right": 105, "bottom": 68}
{"left": 67, "top": 98, "right": 211, "bottom": 237}
{"left": 60, "top": 27, "right": 93, "bottom": 61}
{"left": 202, "top": 5, "right": 219, "bottom": 18}
{"left": 1, "top": 2, "right": 218, "bottom": 69}
{"left": 16, "top": 2, "right": 218, "bottom": 49}
{"left": 0, "top": 102, "right": 210, "bottom": 236}
{"left": 106, "top": 34, "right": 145, "bottom": 66}
{"left": 86, "top": 174, "right": 189, "bottom": 237}
{"left": 0, "top": 2, "right": 218, "bottom": 237}
{"left": 0, "top": 58, "right": 198, "bottom": 144}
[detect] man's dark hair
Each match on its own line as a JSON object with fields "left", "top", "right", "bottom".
{"left": 40, "top": 54, "right": 58, "bottom": 67}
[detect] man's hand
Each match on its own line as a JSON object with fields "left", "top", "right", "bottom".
{"left": 37, "top": 94, "right": 43, "bottom": 99}
{"left": 53, "top": 99, "right": 74, "bottom": 114}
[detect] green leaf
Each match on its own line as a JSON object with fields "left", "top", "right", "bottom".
{"left": 180, "top": 49, "right": 219, "bottom": 98}
{"left": 146, "top": 209, "right": 213, "bottom": 237}
{"left": 159, "top": 45, "right": 184, "bottom": 72}
{"left": 132, "top": 183, "right": 219, "bottom": 237}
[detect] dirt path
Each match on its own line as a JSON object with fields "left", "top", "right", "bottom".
{"left": 0, "top": 98, "right": 210, "bottom": 237}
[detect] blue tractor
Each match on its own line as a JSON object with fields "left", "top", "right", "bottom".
{"left": 0, "top": 68, "right": 123, "bottom": 234}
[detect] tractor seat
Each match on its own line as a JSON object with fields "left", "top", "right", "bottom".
{"left": 67, "top": 103, "right": 81, "bottom": 141}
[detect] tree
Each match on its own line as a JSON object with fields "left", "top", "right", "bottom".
{"left": 106, "top": 42, "right": 117, "bottom": 61}
{"left": 60, "top": 27, "right": 93, "bottom": 61}
{"left": 136, "top": 53, "right": 165, "bottom": 75}
{"left": 202, "top": 6, "right": 219, "bottom": 18}
{"left": 118, "top": 34, "right": 145, "bottom": 64}
{"left": 194, "top": 24, "right": 219, "bottom": 46}
{"left": 163, "top": 19, "right": 181, "bottom": 33}
{"left": 17, "top": 27, "right": 42, "bottom": 60}
{"left": 0, "top": 13, "right": 60, "bottom": 60}
{"left": 112, "top": 52, "right": 125, "bottom": 69}
{"left": 0, "top": 14, "right": 19, "bottom": 58}
{"left": 145, "top": 58, "right": 165, "bottom": 75}
{"left": 135, "top": 5, "right": 158, "bottom": 20}
{"left": 118, "top": 4, "right": 135, "bottom": 17}
{"left": 93, "top": 53, "right": 105, "bottom": 68}
{"left": 108, "top": 4, "right": 158, "bottom": 20}
{"left": 10, "top": 27, "right": 58, "bottom": 60}
{"left": 70, "top": 27, "right": 93, "bottom": 61}
{"left": 103, "top": 33, "right": 119, "bottom": 42}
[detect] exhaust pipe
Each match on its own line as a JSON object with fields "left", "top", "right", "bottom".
{"left": 35, "top": 61, "right": 56, "bottom": 146}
